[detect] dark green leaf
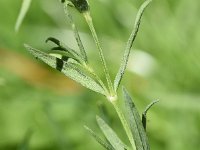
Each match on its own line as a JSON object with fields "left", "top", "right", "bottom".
{"left": 84, "top": 125, "right": 114, "bottom": 150}
{"left": 142, "top": 100, "right": 159, "bottom": 131}
{"left": 123, "top": 87, "right": 150, "bottom": 150}
{"left": 96, "top": 116, "right": 127, "bottom": 150}
{"left": 25, "top": 44, "right": 106, "bottom": 95}
{"left": 46, "top": 37, "right": 61, "bottom": 46}
{"left": 46, "top": 37, "right": 85, "bottom": 64}
{"left": 47, "top": 49, "right": 79, "bottom": 63}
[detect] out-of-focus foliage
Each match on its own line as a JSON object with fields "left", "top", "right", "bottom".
{"left": 0, "top": 0, "right": 200, "bottom": 150}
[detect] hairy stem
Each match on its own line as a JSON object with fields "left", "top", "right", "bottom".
{"left": 83, "top": 12, "right": 114, "bottom": 95}
{"left": 112, "top": 100, "right": 136, "bottom": 150}
{"left": 63, "top": 3, "right": 88, "bottom": 63}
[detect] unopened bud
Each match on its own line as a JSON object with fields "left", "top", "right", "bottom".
{"left": 63, "top": 0, "right": 89, "bottom": 13}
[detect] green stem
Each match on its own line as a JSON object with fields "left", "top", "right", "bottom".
{"left": 83, "top": 12, "right": 114, "bottom": 95}
{"left": 112, "top": 100, "right": 136, "bottom": 150}
{"left": 63, "top": 3, "right": 88, "bottom": 63}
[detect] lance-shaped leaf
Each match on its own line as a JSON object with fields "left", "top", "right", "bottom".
{"left": 46, "top": 37, "right": 85, "bottom": 64}
{"left": 123, "top": 87, "right": 150, "bottom": 150}
{"left": 24, "top": 44, "right": 106, "bottom": 95}
{"left": 15, "top": 0, "right": 32, "bottom": 32}
{"left": 84, "top": 125, "right": 115, "bottom": 150}
{"left": 96, "top": 116, "right": 127, "bottom": 150}
{"left": 142, "top": 100, "right": 159, "bottom": 131}
{"left": 114, "top": 0, "right": 152, "bottom": 92}
{"left": 47, "top": 48, "right": 79, "bottom": 63}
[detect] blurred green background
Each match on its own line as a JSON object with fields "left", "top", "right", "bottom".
{"left": 0, "top": 0, "right": 200, "bottom": 149}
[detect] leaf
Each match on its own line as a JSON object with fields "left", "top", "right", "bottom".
{"left": 123, "top": 87, "right": 150, "bottom": 150}
{"left": 84, "top": 125, "right": 115, "bottom": 150}
{"left": 96, "top": 116, "right": 127, "bottom": 150}
{"left": 24, "top": 44, "right": 106, "bottom": 95}
{"left": 46, "top": 37, "right": 84, "bottom": 64}
{"left": 142, "top": 100, "right": 159, "bottom": 131}
{"left": 97, "top": 102, "right": 111, "bottom": 125}
{"left": 47, "top": 49, "right": 79, "bottom": 63}
{"left": 114, "top": 0, "right": 152, "bottom": 92}
{"left": 15, "top": 0, "right": 32, "bottom": 32}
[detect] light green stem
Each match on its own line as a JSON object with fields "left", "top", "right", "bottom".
{"left": 63, "top": 3, "right": 88, "bottom": 63}
{"left": 112, "top": 100, "right": 136, "bottom": 150}
{"left": 83, "top": 12, "right": 114, "bottom": 95}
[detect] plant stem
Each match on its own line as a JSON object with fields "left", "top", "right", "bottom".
{"left": 63, "top": 3, "right": 88, "bottom": 63}
{"left": 112, "top": 100, "right": 136, "bottom": 150}
{"left": 83, "top": 12, "right": 114, "bottom": 95}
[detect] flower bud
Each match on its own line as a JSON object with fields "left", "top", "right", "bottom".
{"left": 67, "top": 0, "right": 89, "bottom": 13}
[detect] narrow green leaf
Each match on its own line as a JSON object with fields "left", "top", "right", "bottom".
{"left": 142, "top": 100, "right": 159, "bottom": 131}
{"left": 15, "top": 0, "right": 32, "bottom": 32}
{"left": 47, "top": 49, "right": 79, "bottom": 63}
{"left": 46, "top": 37, "right": 61, "bottom": 46}
{"left": 97, "top": 102, "right": 111, "bottom": 125}
{"left": 114, "top": 0, "right": 152, "bottom": 92}
{"left": 24, "top": 44, "right": 106, "bottom": 95}
{"left": 46, "top": 37, "right": 84, "bottom": 64}
{"left": 96, "top": 116, "right": 127, "bottom": 150}
{"left": 84, "top": 125, "right": 115, "bottom": 150}
{"left": 123, "top": 87, "right": 150, "bottom": 150}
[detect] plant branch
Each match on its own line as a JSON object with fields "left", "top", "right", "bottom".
{"left": 63, "top": 3, "right": 88, "bottom": 63}
{"left": 112, "top": 100, "right": 136, "bottom": 150}
{"left": 83, "top": 12, "right": 114, "bottom": 96}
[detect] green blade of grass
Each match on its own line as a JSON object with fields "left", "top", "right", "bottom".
{"left": 114, "top": 0, "right": 152, "bottom": 92}
{"left": 96, "top": 116, "right": 127, "bottom": 150}
{"left": 123, "top": 87, "right": 150, "bottom": 150}
{"left": 15, "top": 0, "right": 32, "bottom": 32}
